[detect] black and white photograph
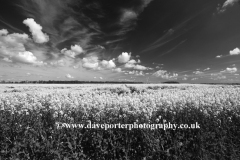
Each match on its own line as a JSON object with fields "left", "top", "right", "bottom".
{"left": 0, "top": 0, "right": 240, "bottom": 159}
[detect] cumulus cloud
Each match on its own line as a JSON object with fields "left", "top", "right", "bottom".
{"left": 23, "top": 18, "right": 49, "bottom": 43}
{"left": 50, "top": 59, "right": 65, "bottom": 67}
{"left": 15, "top": 51, "right": 37, "bottom": 63}
{"left": 217, "top": 0, "right": 239, "bottom": 13}
{"left": 112, "top": 68, "right": 122, "bottom": 72}
{"left": 2, "top": 57, "right": 12, "bottom": 63}
{"left": 66, "top": 74, "right": 74, "bottom": 79}
{"left": 135, "top": 71, "right": 144, "bottom": 76}
{"left": 128, "top": 70, "right": 135, "bottom": 75}
{"left": 226, "top": 67, "right": 238, "bottom": 73}
{"left": 204, "top": 68, "right": 210, "bottom": 71}
{"left": 61, "top": 44, "right": 84, "bottom": 59}
{"left": 216, "top": 55, "right": 222, "bottom": 58}
{"left": 0, "top": 29, "right": 8, "bottom": 36}
{"left": 152, "top": 70, "right": 178, "bottom": 80}
{"left": 61, "top": 49, "right": 76, "bottom": 58}
{"left": 124, "top": 63, "right": 135, "bottom": 69}
{"left": 0, "top": 29, "right": 44, "bottom": 65}
{"left": 16, "top": 51, "right": 44, "bottom": 65}
{"left": 71, "top": 45, "right": 84, "bottom": 54}
{"left": 82, "top": 56, "right": 99, "bottom": 70}
{"left": 128, "top": 59, "right": 137, "bottom": 64}
{"left": 191, "top": 78, "right": 198, "bottom": 81}
{"left": 134, "top": 64, "right": 148, "bottom": 70}
{"left": 230, "top": 48, "right": 240, "bottom": 55}
{"left": 124, "top": 59, "right": 149, "bottom": 70}
{"left": 100, "top": 60, "right": 116, "bottom": 69}
{"left": 0, "top": 29, "right": 29, "bottom": 57}
{"left": 126, "top": 70, "right": 144, "bottom": 76}
{"left": 118, "top": 52, "right": 131, "bottom": 63}
{"left": 221, "top": 67, "right": 238, "bottom": 73}
{"left": 210, "top": 73, "right": 227, "bottom": 80}
{"left": 82, "top": 56, "right": 116, "bottom": 70}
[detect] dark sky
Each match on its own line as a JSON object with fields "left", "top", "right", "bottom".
{"left": 0, "top": 0, "right": 240, "bottom": 83}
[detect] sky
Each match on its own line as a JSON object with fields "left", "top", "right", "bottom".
{"left": 0, "top": 0, "right": 240, "bottom": 83}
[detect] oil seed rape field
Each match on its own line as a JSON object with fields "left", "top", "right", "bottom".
{"left": 0, "top": 84, "right": 240, "bottom": 160}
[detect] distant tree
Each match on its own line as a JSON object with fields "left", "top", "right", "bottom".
{"left": 162, "top": 81, "right": 179, "bottom": 84}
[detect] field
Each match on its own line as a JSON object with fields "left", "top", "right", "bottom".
{"left": 0, "top": 84, "right": 240, "bottom": 160}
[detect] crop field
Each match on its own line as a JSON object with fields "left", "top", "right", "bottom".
{"left": 0, "top": 84, "right": 240, "bottom": 160}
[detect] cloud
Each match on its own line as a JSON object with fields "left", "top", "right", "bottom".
{"left": 191, "top": 78, "right": 198, "bottom": 81}
{"left": 124, "top": 63, "right": 135, "bottom": 69}
{"left": 23, "top": 18, "right": 49, "bottom": 43}
{"left": 128, "top": 70, "right": 135, "bottom": 75}
{"left": 134, "top": 64, "right": 148, "bottom": 70}
{"left": 217, "top": 0, "right": 239, "bottom": 13}
{"left": 226, "top": 67, "right": 238, "bottom": 73}
{"left": 66, "top": 74, "right": 74, "bottom": 79}
{"left": 50, "top": 59, "right": 67, "bottom": 67}
{"left": 112, "top": 68, "right": 122, "bottom": 72}
{"left": 230, "top": 48, "right": 240, "bottom": 55}
{"left": 60, "top": 45, "right": 83, "bottom": 59}
{"left": 118, "top": 52, "right": 131, "bottom": 63}
{"left": 210, "top": 73, "right": 227, "bottom": 80}
{"left": 0, "top": 29, "right": 44, "bottom": 65}
{"left": 0, "top": 29, "right": 8, "bottom": 36}
{"left": 126, "top": 70, "right": 144, "bottom": 76}
{"left": 0, "top": 30, "right": 29, "bottom": 57}
{"left": 135, "top": 71, "right": 144, "bottom": 76}
{"left": 216, "top": 55, "right": 222, "bottom": 58}
{"left": 14, "top": 51, "right": 45, "bottom": 65}
{"left": 221, "top": 67, "right": 238, "bottom": 73}
{"left": 100, "top": 60, "right": 116, "bottom": 69}
{"left": 14, "top": 51, "right": 37, "bottom": 63}
{"left": 82, "top": 56, "right": 116, "bottom": 70}
{"left": 182, "top": 77, "right": 188, "bottom": 80}
{"left": 19, "top": 0, "right": 101, "bottom": 50}
{"left": 120, "top": 10, "right": 138, "bottom": 23}
{"left": 71, "top": 45, "right": 84, "bottom": 54}
{"left": 128, "top": 59, "right": 137, "bottom": 64}
{"left": 18, "top": 0, "right": 154, "bottom": 62}
{"left": 193, "top": 71, "right": 203, "bottom": 74}
{"left": 204, "top": 68, "right": 210, "bottom": 71}
{"left": 82, "top": 56, "right": 99, "bottom": 70}
{"left": 61, "top": 49, "right": 76, "bottom": 58}
{"left": 2, "top": 57, "right": 12, "bottom": 63}
{"left": 99, "top": 77, "right": 103, "bottom": 80}
{"left": 124, "top": 61, "right": 149, "bottom": 70}
{"left": 152, "top": 70, "right": 178, "bottom": 80}
{"left": 117, "top": 0, "right": 154, "bottom": 35}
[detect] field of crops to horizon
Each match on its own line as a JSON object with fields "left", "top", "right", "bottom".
{"left": 1, "top": 84, "right": 240, "bottom": 159}
{"left": 1, "top": 0, "right": 240, "bottom": 159}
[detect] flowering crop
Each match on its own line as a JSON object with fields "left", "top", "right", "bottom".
{"left": 0, "top": 84, "right": 240, "bottom": 159}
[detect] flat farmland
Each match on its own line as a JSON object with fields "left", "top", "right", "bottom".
{"left": 0, "top": 84, "right": 240, "bottom": 160}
